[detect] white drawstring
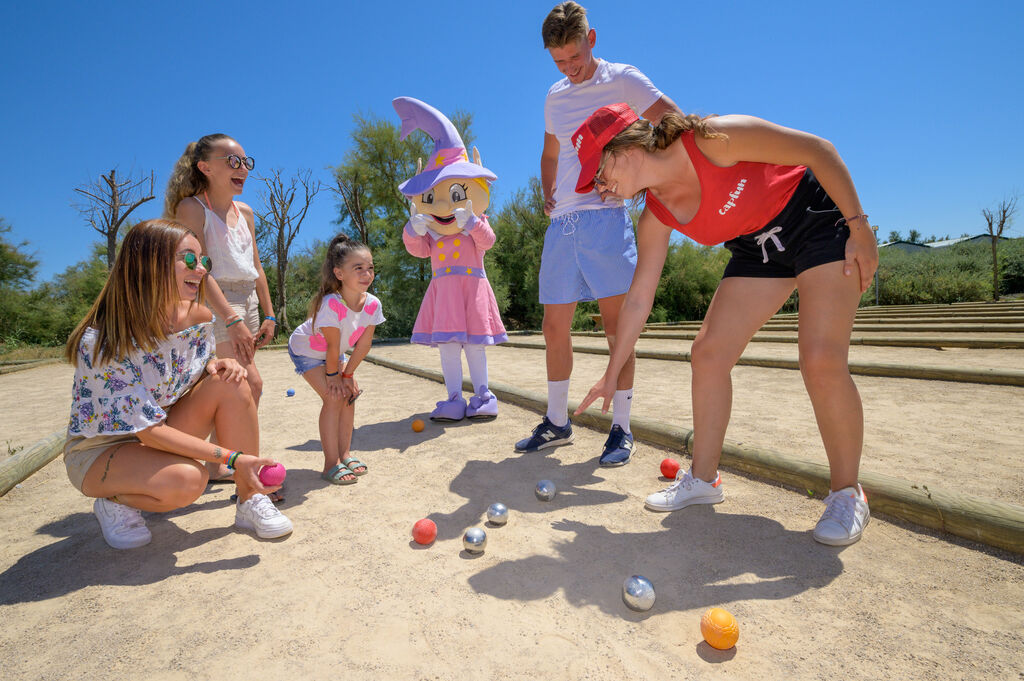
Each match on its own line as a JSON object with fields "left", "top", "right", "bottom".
{"left": 754, "top": 226, "right": 785, "bottom": 263}
{"left": 560, "top": 211, "right": 580, "bottom": 235}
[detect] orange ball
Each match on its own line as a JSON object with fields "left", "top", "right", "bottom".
{"left": 700, "top": 607, "right": 739, "bottom": 650}
{"left": 412, "top": 518, "right": 436, "bottom": 545}
{"left": 411, "top": 419, "right": 425, "bottom": 433}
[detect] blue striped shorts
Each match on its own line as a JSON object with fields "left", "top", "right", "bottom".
{"left": 538, "top": 207, "right": 637, "bottom": 304}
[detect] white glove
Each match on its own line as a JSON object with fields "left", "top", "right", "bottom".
{"left": 454, "top": 199, "right": 474, "bottom": 229}
{"left": 409, "top": 202, "right": 430, "bottom": 236}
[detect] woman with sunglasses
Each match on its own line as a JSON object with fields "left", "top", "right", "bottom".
{"left": 165, "top": 134, "right": 277, "bottom": 487}
{"left": 572, "top": 104, "right": 878, "bottom": 546}
{"left": 63, "top": 220, "right": 292, "bottom": 549}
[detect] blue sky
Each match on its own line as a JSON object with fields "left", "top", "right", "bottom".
{"left": 2, "top": 0, "right": 1021, "bottom": 281}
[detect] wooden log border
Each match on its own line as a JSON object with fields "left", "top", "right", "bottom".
{"left": 502, "top": 341, "right": 1024, "bottom": 387}
{"left": 573, "top": 330, "right": 1024, "bottom": 350}
{"left": 0, "top": 431, "right": 66, "bottom": 497}
{"left": 362, "top": 352, "right": 1024, "bottom": 554}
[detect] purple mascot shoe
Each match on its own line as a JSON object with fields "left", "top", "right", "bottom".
{"left": 430, "top": 393, "right": 467, "bottom": 422}
{"left": 466, "top": 387, "right": 498, "bottom": 420}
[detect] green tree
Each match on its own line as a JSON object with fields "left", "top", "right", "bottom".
{"left": 908, "top": 229, "right": 923, "bottom": 244}
{"left": 0, "top": 219, "right": 37, "bottom": 290}
{"left": 488, "top": 178, "right": 549, "bottom": 329}
{"left": 887, "top": 230, "right": 901, "bottom": 243}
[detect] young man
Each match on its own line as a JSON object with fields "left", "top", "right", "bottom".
{"left": 515, "top": 1, "right": 678, "bottom": 465}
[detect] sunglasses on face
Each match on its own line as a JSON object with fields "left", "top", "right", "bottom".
{"left": 212, "top": 154, "right": 255, "bottom": 170}
{"left": 177, "top": 251, "right": 212, "bottom": 271}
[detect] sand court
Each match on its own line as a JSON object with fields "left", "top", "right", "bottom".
{"left": 1, "top": 345, "right": 1022, "bottom": 679}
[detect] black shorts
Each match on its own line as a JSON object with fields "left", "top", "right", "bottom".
{"left": 722, "top": 169, "right": 850, "bottom": 279}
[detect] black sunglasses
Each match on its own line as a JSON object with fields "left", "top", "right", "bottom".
{"left": 177, "top": 251, "right": 212, "bottom": 271}
{"left": 212, "top": 154, "right": 255, "bottom": 170}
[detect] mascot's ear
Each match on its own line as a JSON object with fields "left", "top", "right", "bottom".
{"left": 416, "top": 157, "right": 423, "bottom": 175}
{"left": 473, "top": 146, "right": 482, "bottom": 166}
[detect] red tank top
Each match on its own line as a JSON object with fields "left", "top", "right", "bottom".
{"left": 644, "top": 132, "right": 806, "bottom": 245}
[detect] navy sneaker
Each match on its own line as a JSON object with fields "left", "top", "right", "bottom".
{"left": 514, "top": 417, "right": 574, "bottom": 453}
{"left": 598, "top": 425, "right": 635, "bottom": 467}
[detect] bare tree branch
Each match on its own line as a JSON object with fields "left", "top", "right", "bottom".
{"left": 982, "top": 195, "right": 1019, "bottom": 301}
{"left": 256, "top": 169, "right": 323, "bottom": 329}
{"left": 74, "top": 168, "right": 156, "bottom": 270}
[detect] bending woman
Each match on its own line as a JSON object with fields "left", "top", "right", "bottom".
{"left": 573, "top": 104, "right": 878, "bottom": 546}
{"left": 63, "top": 220, "right": 292, "bottom": 549}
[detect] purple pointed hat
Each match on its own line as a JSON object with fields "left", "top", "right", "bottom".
{"left": 394, "top": 96, "right": 497, "bottom": 197}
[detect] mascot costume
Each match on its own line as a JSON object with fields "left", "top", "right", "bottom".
{"left": 394, "top": 96, "right": 507, "bottom": 422}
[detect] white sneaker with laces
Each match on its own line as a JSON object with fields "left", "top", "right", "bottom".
{"left": 644, "top": 469, "right": 724, "bottom": 512}
{"left": 235, "top": 493, "right": 293, "bottom": 539}
{"left": 813, "top": 484, "right": 870, "bottom": 546}
{"left": 94, "top": 497, "right": 152, "bottom": 549}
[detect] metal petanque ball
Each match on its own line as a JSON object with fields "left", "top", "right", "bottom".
{"left": 486, "top": 502, "right": 509, "bottom": 525}
{"left": 622, "top": 575, "right": 656, "bottom": 612}
{"left": 463, "top": 527, "right": 487, "bottom": 554}
{"left": 535, "top": 479, "right": 557, "bottom": 502}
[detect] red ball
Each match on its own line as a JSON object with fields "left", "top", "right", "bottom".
{"left": 258, "top": 463, "right": 287, "bottom": 486}
{"left": 412, "top": 518, "right": 437, "bottom": 545}
{"left": 660, "top": 458, "right": 681, "bottom": 479}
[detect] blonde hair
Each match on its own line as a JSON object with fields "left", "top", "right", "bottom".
{"left": 308, "top": 233, "right": 371, "bottom": 329}
{"left": 472, "top": 178, "right": 490, "bottom": 195}
{"left": 596, "top": 112, "right": 726, "bottom": 200}
{"left": 65, "top": 219, "right": 206, "bottom": 366}
{"left": 163, "top": 133, "right": 234, "bottom": 218}
{"left": 542, "top": 1, "right": 589, "bottom": 48}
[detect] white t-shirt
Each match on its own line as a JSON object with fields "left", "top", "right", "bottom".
{"left": 544, "top": 59, "right": 663, "bottom": 218}
{"left": 288, "top": 292, "right": 386, "bottom": 359}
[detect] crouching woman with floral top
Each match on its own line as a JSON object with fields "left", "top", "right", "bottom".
{"left": 63, "top": 219, "right": 292, "bottom": 549}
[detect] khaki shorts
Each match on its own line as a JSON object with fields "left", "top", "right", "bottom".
{"left": 64, "top": 433, "right": 140, "bottom": 493}
{"left": 214, "top": 280, "right": 259, "bottom": 345}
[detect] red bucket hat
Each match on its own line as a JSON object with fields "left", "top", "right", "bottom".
{"left": 572, "top": 102, "right": 639, "bottom": 194}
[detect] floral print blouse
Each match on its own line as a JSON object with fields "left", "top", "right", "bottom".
{"left": 67, "top": 323, "right": 213, "bottom": 438}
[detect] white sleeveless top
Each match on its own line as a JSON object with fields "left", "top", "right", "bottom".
{"left": 193, "top": 196, "right": 259, "bottom": 284}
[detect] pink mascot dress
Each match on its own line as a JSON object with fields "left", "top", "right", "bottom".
{"left": 395, "top": 97, "right": 507, "bottom": 421}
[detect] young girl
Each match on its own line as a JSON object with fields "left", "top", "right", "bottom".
{"left": 164, "top": 133, "right": 277, "bottom": 485}
{"left": 573, "top": 104, "right": 878, "bottom": 546}
{"left": 63, "top": 220, "right": 292, "bottom": 549}
{"left": 288, "top": 234, "right": 385, "bottom": 485}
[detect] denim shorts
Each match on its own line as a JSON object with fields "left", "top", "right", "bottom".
{"left": 538, "top": 207, "right": 637, "bottom": 304}
{"left": 287, "top": 345, "right": 347, "bottom": 375}
{"left": 722, "top": 169, "right": 849, "bottom": 279}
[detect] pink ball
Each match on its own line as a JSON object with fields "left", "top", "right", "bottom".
{"left": 258, "top": 463, "right": 287, "bottom": 487}
{"left": 660, "top": 458, "right": 681, "bottom": 479}
{"left": 412, "top": 518, "right": 437, "bottom": 545}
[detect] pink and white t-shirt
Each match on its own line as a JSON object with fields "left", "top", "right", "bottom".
{"left": 288, "top": 293, "right": 385, "bottom": 359}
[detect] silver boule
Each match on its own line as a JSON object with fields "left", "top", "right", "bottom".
{"left": 535, "top": 479, "right": 557, "bottom": 501}
{"left": 622, "top": 575, "right": 656, "bottom": 612}
{"left": 462, "top": 527, "right": 487, "bottom": 554}
{"left": 486, "top": 502, "right": 509, "bottom": 525}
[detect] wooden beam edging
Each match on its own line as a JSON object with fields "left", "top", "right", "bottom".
{"left": 363, "top": 352, "right": 1024, "bottom": 554}
{"left": 0, "top": 359, "right": 62, "bottom": 376}
{"left": 574, "top": 331, "right": 1024, "bottom": 350}
{"left": 503, "top": 341, "right": 1024, "bottom": 387}
{"left": 0, "top": 431, "right": 66, "bottom": 497}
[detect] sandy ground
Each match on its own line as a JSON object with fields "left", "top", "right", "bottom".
{"left": 1, "top": 347, "right": 1022, "bottom": 680}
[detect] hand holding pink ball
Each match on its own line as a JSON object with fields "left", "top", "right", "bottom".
{"left": 258, "top": 463, "right": 287, "bottom": 487}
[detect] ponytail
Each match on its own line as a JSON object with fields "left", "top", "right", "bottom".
{"left": 308, "top": 233, "right": 370, "bottom": 328}
{"left": 163, "top": 134, "right": 234, "bottom": 218}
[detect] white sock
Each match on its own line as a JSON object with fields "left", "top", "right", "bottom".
{"left": 463, "top": 344, "right": 489, "bottom": 394}
{"left": 546, "top": 379, "right": 570, "bottom": 427}
{"left": 612, "top": 389, "right": 633, "bottom": 433}
{"left": 438, "top": 343, "right": 464, "bottom": 397}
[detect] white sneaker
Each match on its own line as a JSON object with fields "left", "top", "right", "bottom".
{"left": 93, "top": 498, "right": 151, "bottom": 549}
{"left": 644, "top": 469, "right": 724, "bottom": 512}
{"left": 813, "top": 484, "right": 870, "bottom": 546}
{"left": 235, "top": 493, "right": 293, "bottom": 539}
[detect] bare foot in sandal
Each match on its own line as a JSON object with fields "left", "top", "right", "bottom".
{"left": 322, "top": 462, "right": 358, "bottom": 485}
